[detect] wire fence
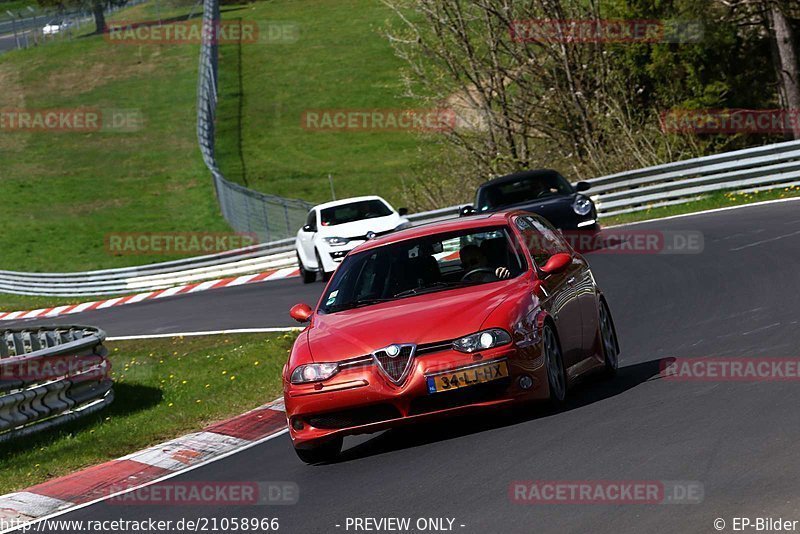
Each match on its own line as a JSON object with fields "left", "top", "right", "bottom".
{"left": 196, "top": 0, "right": 312, "bottom": 243}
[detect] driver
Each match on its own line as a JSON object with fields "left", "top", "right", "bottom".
{"left": 459, "top": 245, "right": 511, "bottom": 280}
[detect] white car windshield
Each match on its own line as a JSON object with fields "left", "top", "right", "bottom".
{"left": 320, "top": 200, "right": 392, "bottom": 226}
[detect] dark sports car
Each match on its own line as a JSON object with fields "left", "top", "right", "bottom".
{"left": 284, "top": 211, "right": 620, "bottom": 464}
{"left": 462, "top": 169, "right": 599, "bottom": 231}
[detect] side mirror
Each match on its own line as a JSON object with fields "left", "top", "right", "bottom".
{"left": 540, "top": 252, "right": 572, "bottom": 275}
{"left": 459, "top": 205, "right": 476, "bottom": 217}
{"left": 575, "top": 181, "right": 591, "bottom": 192}
{"left": 302, "top": 224, "right": 313, "bottom": 233}
{"left": 398, "top": 207, "right": 409, "bottom": 216}
{"left": 289, "top": 303, "right": 313, "bottom": 323}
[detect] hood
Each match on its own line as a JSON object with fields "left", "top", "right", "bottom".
{"left": 492, "top": 194, "right": 577, "bottom": 218}
{"left": 318, "top": 214, "right": 401, "bottom": 239}
{"left": 306, "top": 281, "right": 515, "bottom": 362}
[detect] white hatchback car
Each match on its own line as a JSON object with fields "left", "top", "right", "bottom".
{"left": 295, "top": 196, "right": 410, "bottom": 283}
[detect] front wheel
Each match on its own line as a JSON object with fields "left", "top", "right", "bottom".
{"left": 294, "top": 436, "right": 342, "bottom": 464}
{"left": 599, "top": 300, "right": 620, "bottom": 376}
{"left": 543, "top": 324, "right": 567, "bottom": 404}
{"left": 297, "top": 253, "right": 316, "bottom": 284}
{"left": 315, "top": 250, "right": 332, "bottom": 282}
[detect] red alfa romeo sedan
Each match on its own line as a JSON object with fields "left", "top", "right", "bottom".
{"left": 284, "top": 211, "right": 620, "bottom": 463}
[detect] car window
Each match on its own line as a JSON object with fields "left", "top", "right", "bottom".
{"left": 305, "top": 210, "right": 317, "bottom": 231}
{"left": 320, "top": 226, "right": 524, "bottom": 313}
{"left": 477, "top": 172, "right": 573, "bottom": 211}
{"left": 516, "top": 215, "right": 569, "bottom": 267}
{"left": 320, "top": 200, "right": 392, "bottom": 226}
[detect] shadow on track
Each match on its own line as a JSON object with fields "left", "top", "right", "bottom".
{"left": 333, "top": 358, "right": 664, "bottom": 464}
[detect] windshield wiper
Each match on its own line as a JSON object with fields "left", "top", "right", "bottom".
{"left": 393, "top": 280, "right": 481, "bottom": 298}
{"left": 324, "top": 298, "right": 394, "bottom": 313}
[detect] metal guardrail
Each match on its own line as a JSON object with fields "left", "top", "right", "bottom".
{"left": 588, "top": 139, "right": 800, "bottom": 217}
{"left": 0, "top": 326, "right": 112, "bottom": 441}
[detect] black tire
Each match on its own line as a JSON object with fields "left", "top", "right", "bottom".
{"left": 294, "top": 436, "right": 342, "bottom": 464}
{"left": 316, "top": 250, "right": 332, "bottom": 282}
{"left": 297, "top": 253, "right": 316, "bottom": 284}
{"left": 543, "top": 324, "right": 567, "bottom": 404}
{"left": 599, "top": 300, "right": 620, "bottom": 377}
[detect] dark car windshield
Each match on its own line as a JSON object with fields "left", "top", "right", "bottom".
{"left": 320, "top": 199, "right": 392, "bottom": 226}
{"left": 477, "top": 172, "right": 573, "bottom": 212}
{"left": 319, "top": 226, "right": 525, "bottom": 313}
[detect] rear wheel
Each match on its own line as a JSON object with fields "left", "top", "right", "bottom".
{"left": 294, "top": 436, "right": 342, "bottom": 464}
{"left": 297, "top": 253, "right": 316, "bottom": 284}
{"left": 599, "top": 300, "right": 619, "bottom": 376}
{"left": 543, "top": 324, "right": 566, "bottom": 403}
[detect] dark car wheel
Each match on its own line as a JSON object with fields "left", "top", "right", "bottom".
{"left": 294, "top": 436, "right": 342, "bottom": 464}
{"left": 599, "top": 300, "right": 620, "bottom": 376}
{"left": 543, "top": 324, "right": 567, "bottom": 403}
{"left": 297, "top": 253, "right": 316, "bottom": 284}
{"left": 316, "top": 250, "right": 332, "bottom": 282}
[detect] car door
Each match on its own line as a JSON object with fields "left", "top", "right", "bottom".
{"left": 516, "top": 215, "right": 584, "bottom": 369}
{"left": 298, "top": 210, "right": 318, "bottom": 268}
{"left": 571, "top": 254, "right": 600, "bottom": 355}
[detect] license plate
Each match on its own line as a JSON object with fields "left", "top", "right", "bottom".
{"left": 426, "top": 360, "right": 509, "bottom": 394}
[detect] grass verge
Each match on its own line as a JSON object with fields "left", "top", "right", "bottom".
{"left": 215, "top": 0, "right": 437, "bottom": 207}
{"left": 0, "top": 331, "right": 293, "bottom": 495}
{"left": 0, "top": 0, "right": 232, "bottom": 273}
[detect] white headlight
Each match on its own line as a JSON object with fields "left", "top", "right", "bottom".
{"left": 573, "top": 195, "right": 593, "bottom": 216}
{"left": 453, "top": 329, "right": 512, "bottom": 353}
{"left": 291, "top": 362, "right": 339, "bottom": 384}
{"left": 323, "top": 237, "right": 350, "bottom": 246}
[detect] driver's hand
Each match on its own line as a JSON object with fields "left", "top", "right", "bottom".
{"left": 495, "top": 267, "right": 511, "bottom": 279}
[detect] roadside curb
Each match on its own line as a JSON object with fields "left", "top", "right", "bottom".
{"left": 0, "top": 267, "right": 300, "bottom": 322}
{"left": 0, "top": 398, "right": 288, "bottom": 527}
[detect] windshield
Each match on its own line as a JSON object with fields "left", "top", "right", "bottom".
{"left": 477, "top": 172, "right": 574, "bottom": 212}
{"left": 319, "top": 226, "right": 525, "bottom": 313}
{"left": 320, "top": 199, "right": 392, "bottom": 226}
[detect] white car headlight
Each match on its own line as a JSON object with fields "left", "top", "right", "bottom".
{"left": 453, "top": 329, "right": 512, "bottom": 353}
{"left": 573, "top": 195, "right": 594, "bottom": 216}
{"left": 291, "top": 363, "right": 339, "bottom": 384}
{"left": 323, "top": 237, "right": 350, "bottom": 246}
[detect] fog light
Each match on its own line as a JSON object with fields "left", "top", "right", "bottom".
{"left": 291, "top": 418, "right": 304, "bottom": 431}
{"left": 518, "top": 375, "right": 533, "bottom": 390}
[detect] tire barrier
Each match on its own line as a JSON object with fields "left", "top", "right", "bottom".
{"left": 0, "top": 325, "right": 112, "bottom": 442}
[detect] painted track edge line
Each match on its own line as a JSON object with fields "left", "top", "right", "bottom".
{"left": 107, "top": 328, "right": 302, "bottom": 341}
{"left": 603, "top": 195, "right": 800, "bottom": 229}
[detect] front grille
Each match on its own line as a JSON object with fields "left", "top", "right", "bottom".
{"left": 416, "top": 340, "right": 453, "bottom": 355}
{"left": 408, "top": 381, "right": 510, "bottom": 416}
{"left": 374, "top": 345, "right": 414, "bottom": 383}
{"left": 307, "top": 404, "right": 401, "bottom": 429}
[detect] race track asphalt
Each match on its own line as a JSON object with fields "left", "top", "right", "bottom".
{"left": 12, "top": 199, "right": 800, "bottom": 533}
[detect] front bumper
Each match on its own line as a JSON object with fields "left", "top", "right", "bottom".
{"left": 316, "top": 240, "right": 365, "bottom": 273}
{"left": 284, "top": 343, "right": 549, "bottom": 448}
